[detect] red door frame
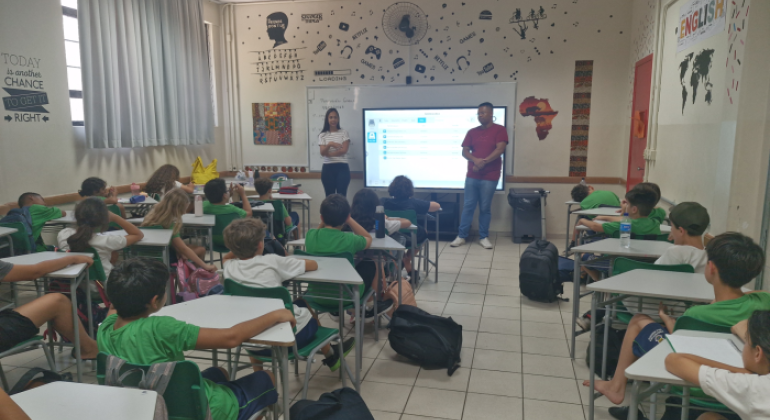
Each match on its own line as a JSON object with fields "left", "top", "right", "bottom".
{"left": 626, "top": 54, "right": 654, "bottom": 192}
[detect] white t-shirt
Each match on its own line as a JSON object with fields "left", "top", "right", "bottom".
{"left": 57, "top": 228, "right": 128, "bottom": 278}
{"left": 699, "top": 366, "right": 770, "bottom": 420}
{"left": 655, "top": 245, "right": 708, "bottom": 273}
{"left": 160, "top": 180, "right": 183, "bottom": 196}
{"left": 623, "top": 245, "right": 707, "bottom": 315}
{"left": 318, "top": 130, "right": 350, "bottom": 164}
{"left": 223, "top": 254, "right": 312, "bottom": 332}
{"left": 385, "top": 218, "right": 403, "bottom": 235}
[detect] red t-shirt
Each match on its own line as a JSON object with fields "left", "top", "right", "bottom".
{"left": 461, "top": 124, "right": 509, "bottom": 181}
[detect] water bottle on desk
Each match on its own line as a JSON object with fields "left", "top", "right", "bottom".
{"left": 194, "top": 195, "right": 203, "bottom": 217}
{"left": 375, "top": 205, "right": 386, "bottom": 239}
{"left": 620, "top": 213, "right": 631, "bottom": 248}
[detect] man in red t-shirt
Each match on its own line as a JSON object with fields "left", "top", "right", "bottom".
{"left": 451, "top": 102, "right": 509, "bottom": 249}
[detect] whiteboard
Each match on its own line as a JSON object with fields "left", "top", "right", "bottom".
{"left": 307, "top": 83, "right": 517, "bottom": 172}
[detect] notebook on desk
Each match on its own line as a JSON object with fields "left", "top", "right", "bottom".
{"left": 665, "top": 335, "right": 744, "bottom": 368}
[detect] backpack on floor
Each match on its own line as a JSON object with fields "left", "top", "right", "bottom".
{"left": 519, "top": 240, "right": 563, "bottom": 303}
{"left": 290, "top": 387, "right": 374, "bottom": 420}
{"left": 9, "top": 368, "right": 72, "bottom": 395}
{"left": 585, "top": 324, "right": 626, "bottom": 378}
{"left": 383, "top": 279, "right": 417, "bottom": 317}
{"left": 0, "top": 207, "right": 35, "bottom": 252}
{"left": 387, "top": 306, "right": 462, "bottom": 375}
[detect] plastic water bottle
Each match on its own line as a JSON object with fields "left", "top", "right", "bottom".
{"left": 580, "top": 177, "right": 587, "bottom": 186}
{"left": 620, "top": 213, "right": 631, "bottom": 248}
{"left": 375, "top": 205, "right": 386, "bottom": 238}
{"left": 194, "top": 195, "right": 203, "bottom": 217}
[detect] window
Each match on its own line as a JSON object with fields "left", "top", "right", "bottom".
{"left": 62, "top": 0, "right": 83, "bottom": 126}
{"left": 205, "top": 22, "right": 218, "bottom": 127}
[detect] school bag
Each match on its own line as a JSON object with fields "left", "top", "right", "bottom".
{"left": 519, "top": 240, "right": 563, "bottom": 303}
{"left": 383, "top": 279, "right": 417, "bottom": 317}
{"left": 585, "top": 324, "right": 625, "bottom": 378}
{"left": 290, "top": 387, "right": 375, "bottom": 420}
{"left": 102, "top": 355, "right": 176, "bottom": 420}
{"left": 9, "top": 368, "right": 72, "bottom": 395}
{"left": 0, "top": 207, "right": 35, "bottom": 252}
{"left": 387, "top": 306, "right": 462, "bottom": 375}
{"left": 174, "top": 260, "right": 222, "bottom": 303}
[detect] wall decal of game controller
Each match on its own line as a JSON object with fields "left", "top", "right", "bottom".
{"left": 365, "top": 45, "right": 382, "bottom": 59}
{"left": 415, "top": 64, "right": 426, "bottom": 73}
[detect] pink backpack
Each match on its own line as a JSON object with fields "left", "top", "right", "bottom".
{"left": 174, "top": 260, "right": 222, "bottom": 303}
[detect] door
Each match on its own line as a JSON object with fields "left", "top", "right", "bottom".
{"left": 627, "top": 54, "right": 653, "bottom": 192}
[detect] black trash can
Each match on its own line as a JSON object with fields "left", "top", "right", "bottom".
{"left": 508, "top": 188, "right": 548, "bottom": 243}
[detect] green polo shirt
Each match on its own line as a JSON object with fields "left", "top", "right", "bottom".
{"left": 681, "top": 292, "right": 770, "bottom": 327}
{"left": 305, "top": 228, "right": 367, "bottom": 255}
{"left": 202, "top": 201, "right": 248, "bottom": 218}
{"left": 580, "top": 190, "right": 621, "bottom": 210}
{"left": 29, "top": 204, "right": 63, "bottom": 252}
{"left": 602, "top": 208, "right": 665, "bottom": 237}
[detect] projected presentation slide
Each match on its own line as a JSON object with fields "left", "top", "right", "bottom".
{"left": 363, "top": 107, "right": 507, "bottom": 191}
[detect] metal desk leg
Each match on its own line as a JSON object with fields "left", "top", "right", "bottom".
{"left": 565, "top": 205, "right": 572, "bottom": 254}
{"left": 434, "top": 212, "right": 439, "bottom": 283}
{"left": 71, "top": 277, "right": 82, "bottom": 382}
{"left": 374, "top": 256, "right": 381, "bottom": 342}
{"left": 588, "top": 292, "right": 598, "bottom": 420}
{"left": 353, "top": 285, "right": 361, "bottom": 392}
{"left": 601, "top": 302, "right": 610, "bottom": 380}
{"left": 280, "top": 346, "right": 291, "bottom": 420}
{"left": 628, "top": 381, "right": 641, "bottom": 420}
{"left": 397, "top": 251, "right": 403, "bottom": 307}
{"left": 163, "top": 247, "right": 172, "bottom": 305}
{"left": 682, "top": 387, "right": 690, "bottom": 420}
{"left": 570, "top": 252, "right": 582, "bottom": 359}
{"left": 226, "top": 348, "right": 232, "bottom": 377}
{"left": 208, "top": 227, "right": 214, "bottom": 264}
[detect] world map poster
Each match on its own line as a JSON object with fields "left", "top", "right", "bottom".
{"left": 253, "top": 102, "right": 292, "bottom": 145}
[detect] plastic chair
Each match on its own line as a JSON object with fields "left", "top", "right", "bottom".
{"left": 0, "top": 222, "right": 32, "bottom": 255}
{"left": 224, "top": 279, "right": 345, "bottom": 399}
{"left": 106, "top": 204, "right": 123, "bottom": 230}
{"left": 609, "top": 258, "right": 694, "bottom": 324}
{"left": 96, "top": 353, "right": 213, "bottom": 420}
{"left": 384, "top": 209, "right": 433, "bottom": 287}
{"left": 0, "top": 336, "right": 56, "bottom": 391}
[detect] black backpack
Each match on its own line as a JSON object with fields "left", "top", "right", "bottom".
{"left": 387, "top": 306, "right": 462, "bottom": 375}
{"left": 519, "top": 240, "right": 563, "bottom": 303}
{"left": 290, "top": 387, "right": 374, "bottom": 420}
{"left": 10, "top": 368, "right": 72, "bottom": 395}
{"left": 585, "top": 325, "right": 626, "bottom": 378}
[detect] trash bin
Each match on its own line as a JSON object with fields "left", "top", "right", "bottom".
{"left": 508, "top": 188, "right": 548, "bottom": 243}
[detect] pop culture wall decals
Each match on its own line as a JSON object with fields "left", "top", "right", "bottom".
{"left": 510, "top": 7, "right": 548, "bottom": 39}
{"left": 250, "top": 48, "right": 306, "bottom": 84}
{"left": 726, "top": 0, "right": 750, "bottom": 105}
{"left": 253, "top": 103, "right": 292, "bottom": 145}
{"left": 267, "top": 12, "right": 289, "bottom": 48}
{"left": 569, "top": 60, "right": 593, "bottom": 177}
{"left": 519, "top": 96, "right": 558, "bottom": 140}
{"left": 678, "top": 49, "right": 715, "bottom": 114}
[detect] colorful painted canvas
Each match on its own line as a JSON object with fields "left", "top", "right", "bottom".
{"left": 253, "top": 103, "right": 292, "bottom": 145}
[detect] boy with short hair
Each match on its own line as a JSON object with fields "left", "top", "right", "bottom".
{"left": 222, "top": 218, "right": 354, "bottom": 371}
{"left": 576, "top": 201, "right": 711, "bottom": 331}
{"left": 586, "top": 232, "right": 770, "bottom": 410}
{"left": 576, "top": 184, "right": 662, "bottom": 237}
{"left": 203, "top": 179, "right": 252, "bottom": 247}
{"left": 17, "top": 192, "right": 66, "bottom": 252}
{"left": 99, "top": 257, "right": 293, "bottom": 420}
{"left": 306, "top": 194, "right": 392, "bottom": 319}
{"left": 571, "top": 184, "right": 621, "bottom": 210}
{"left": 253, "top": 177, "right": 296, "bottom": 239}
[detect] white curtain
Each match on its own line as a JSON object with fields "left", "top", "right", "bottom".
{"left": 78, "top": 0, "right": 214, "bottom": 148}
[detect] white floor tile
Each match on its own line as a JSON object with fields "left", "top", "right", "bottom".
{"left": 462, "top": 393, "right": 523, "bottom": 420}
{"left": 404, "top": 387, "right": 467, "bottom": 420}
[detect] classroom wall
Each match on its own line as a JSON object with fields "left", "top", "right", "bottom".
{"left": 223, "top": 0, "right": 636, "bottom": 237}
{"left": 0, "top": 0, "right": 227, "bottom": 205}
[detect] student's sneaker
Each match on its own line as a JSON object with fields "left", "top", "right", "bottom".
{"left": 322, "top": 338, "right": 355, "bottom": 372}
{"left": 450, "top": 236, "right": 466, "bottom": 247}
{"left": 608, "top": 407, "right": 647, "bottom": 420}
{"left": 328, "top": 312, "right": 340, "bottom": 322}
{"left": 479, "top": 237, "right": 493, "bottom": 249}
{"left": 575, "top": 315, "right": 592, "bottom": 331}
{"left": 364, "top": 299, "right": 394, "bottom": 323}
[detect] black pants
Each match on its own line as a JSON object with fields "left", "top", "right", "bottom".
{"left": 321, "top": 163, "right": 350, "bottom": 197}
{"left": 356, "top": 260, "right": 376, "bottom": 293}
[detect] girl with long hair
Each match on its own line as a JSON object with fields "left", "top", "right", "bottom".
{"left": 57, "top": 197, "right": 144, "bottom": 278}
{"left": 78, "top": 177, "right": 126, "bottom": 218}
{"left": 144, "top": 164, "right": 194, "bottom": 200}
{"left": 141, "top": 188, "right": 217, "bottom": 272}
{"left": 318, "top": 108, "right": 351, "bottom": 197}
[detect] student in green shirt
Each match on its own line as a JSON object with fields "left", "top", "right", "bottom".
{"left": 571, "top": 184, "right": 621, "bottom": 211}
{"left": 305, "top": 194, "right": 393, "bottom": 319}
{"left": 17, "top": 192, "right": 66, "bottom": 252}
{"left": 203, "top": 179, "right": 251, "bottom": 247}
{"left": 592, "top": 182, "right": 666, "bottom": 224}
{"left": 585, "top": 232, "right": 770, "bottom": 409}
{"left": 99, "top": 257, "right": 294, "bottom": 420}
{"left": 78, "top": 177, "right": 126, "bottom": 219}
{"left": 576, "top": 184, "right": 661, "bottom": 237}
{"left": 253, "top": 177, "right": 296, "bottom": 240}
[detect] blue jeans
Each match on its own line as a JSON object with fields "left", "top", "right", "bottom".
{"left": 458, "top": 177, "right": 497, "bottom": 239}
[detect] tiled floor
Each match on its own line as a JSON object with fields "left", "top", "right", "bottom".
{"left": 1, "top": 233, "right": 640, "bottom": 419}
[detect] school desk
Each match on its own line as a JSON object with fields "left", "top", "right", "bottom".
{"left": 117, "top": 196, "right": 158, "bottom": 205}
{"left": 0, "top": 251, "right": 93, "bottom": 382}
{"left": 572, "top": 207, "right": 624, "bottom": 217}
{"left": 127, "top": 214, "right": 216, "bottom": 264}
{"left": 154, "top": 295, "right": 295, "bottom": 420}
{"left": 45, "top": 214, "right": 76, "bottom": 226}
{"left": 11, "top": 382, "right": 159, "bottom": 420}
{"left": 569, "top": 238, "right": 674, "bottom": 360}
{"left": 624, "top": 330, "right": 743, "bottom": 420}
{"left": 585, "top": 270, "right": 723, "bottom": 420}
{"left": 286, "top": 255, "right": 365, "bottom": 391}
{"left": 247, "top": 192, "right": 312, "bottom": 237}
{"left": 109, "top": 229, "right": 175, "bottom": 303}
